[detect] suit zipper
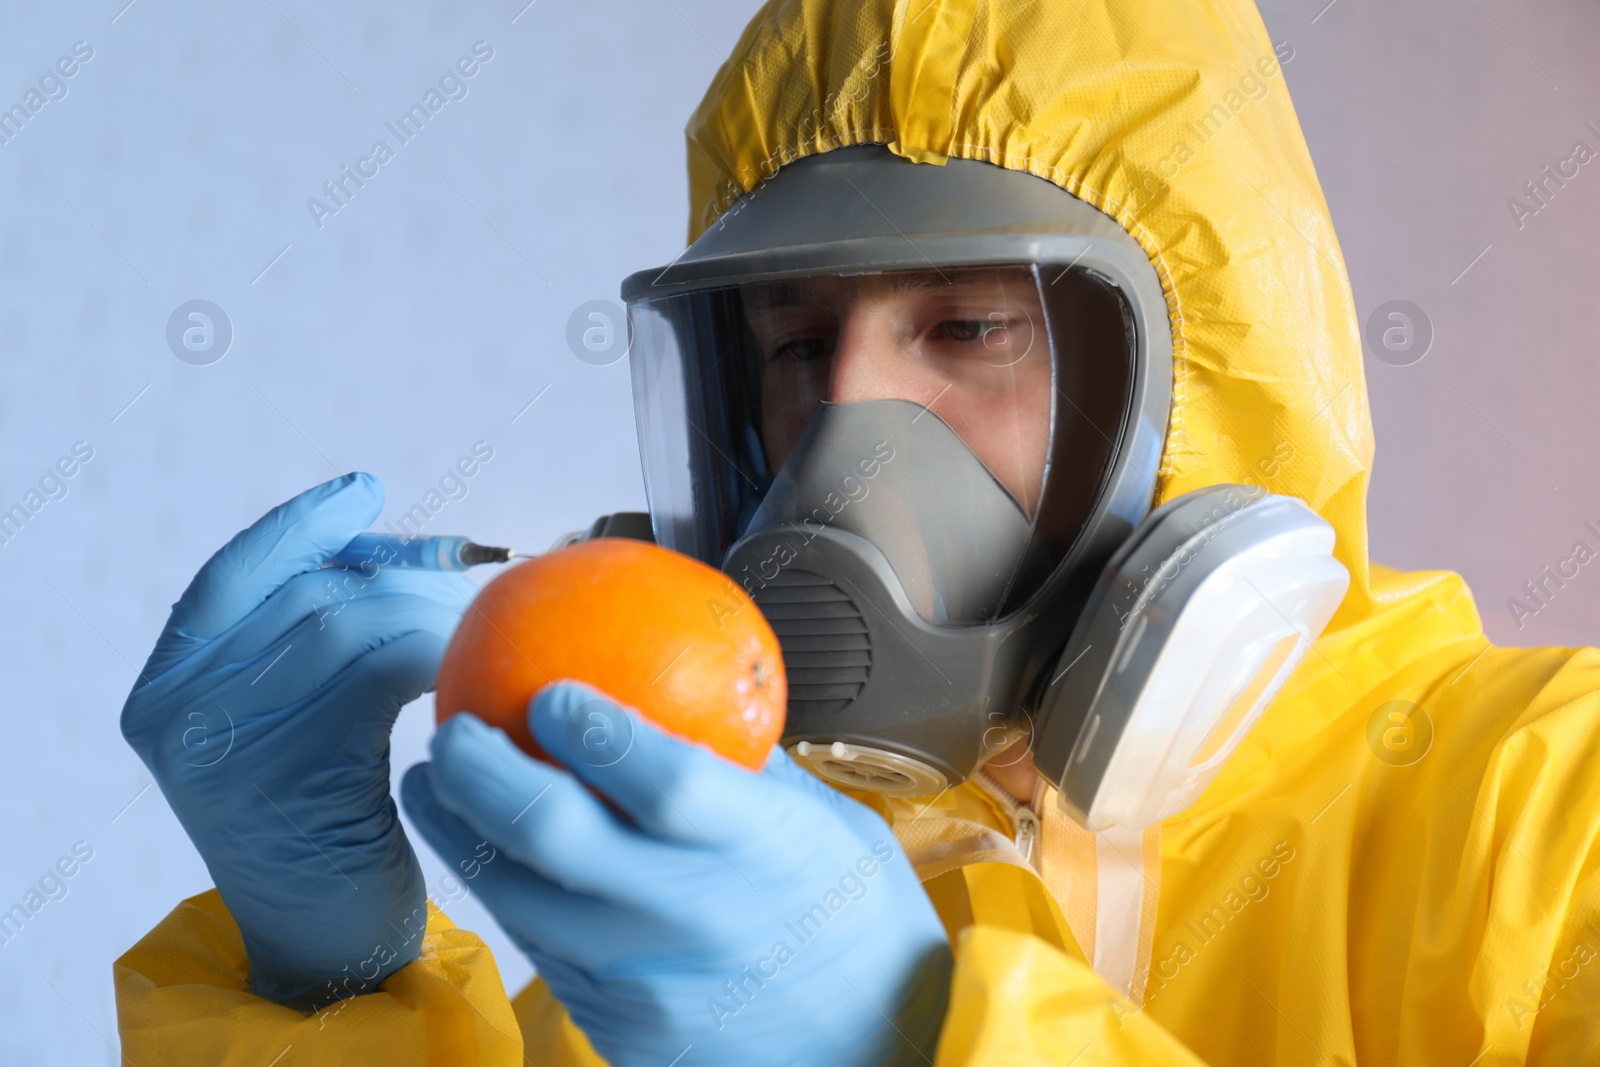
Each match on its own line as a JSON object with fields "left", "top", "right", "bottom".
{"left": 1013, "top": 804, "right": 1039, "bottom": 865}
{"left": 976, "top": 769, "right": 1046, "bottom": 871}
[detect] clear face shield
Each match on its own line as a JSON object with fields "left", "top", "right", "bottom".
{"left": 631, "top": 263, "right": 1136, "bottom": 625}
{"left": 622, "top": 146, "right": 1177, "bottom": 800}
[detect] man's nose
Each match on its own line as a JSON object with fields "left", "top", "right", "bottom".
{"left": 827, "top": 309, "right": 920, "bottom": 404}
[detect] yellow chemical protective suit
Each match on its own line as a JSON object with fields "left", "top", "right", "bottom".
{"left": 115, "top": 0, "right": 1600, "bottom": 1062}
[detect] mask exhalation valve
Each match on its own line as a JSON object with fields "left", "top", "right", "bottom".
{"left": 788, "top": 740, "right": 950, "bottom": 797}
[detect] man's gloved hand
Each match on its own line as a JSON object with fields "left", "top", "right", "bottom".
{"left": 402, "top": 681, "right": 952, "bottom": 1067}
{"left": 121, "top": 473, "right": 473, "bottom": 1010}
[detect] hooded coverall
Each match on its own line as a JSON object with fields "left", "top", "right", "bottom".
{"left": 114, "top": 0, "right": 1600, "bottom": 1062}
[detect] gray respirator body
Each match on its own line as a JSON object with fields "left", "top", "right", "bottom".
{"left": 618, "top": 146, "right": 1348, "bottom": 830}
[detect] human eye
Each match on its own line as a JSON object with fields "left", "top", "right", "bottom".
{"left": 931, "top": 313, "right": 1013, "bottom": 346}
{"left": 772, "top": 335, "right": 835, "bottom": 364}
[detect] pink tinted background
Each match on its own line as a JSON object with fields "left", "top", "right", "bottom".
{"left": 1259, "top": 0, "right": 1600, "bottom": 647}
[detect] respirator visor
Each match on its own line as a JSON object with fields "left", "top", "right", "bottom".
{"left": 628, "top": 262, "right": 1137, "bottom": 624}
{"left": 620, "top": 147, "right": 1175, "bottom": 793}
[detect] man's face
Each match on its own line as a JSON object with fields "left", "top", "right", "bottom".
{"left": 742, "top": 266, "right": 1052, "bottom": 515}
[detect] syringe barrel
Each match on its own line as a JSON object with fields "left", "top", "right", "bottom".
{"left": 331, "top": 533, "right": 470, "bottom": 571}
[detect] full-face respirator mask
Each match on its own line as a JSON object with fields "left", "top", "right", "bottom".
{"left": 598, "top": 146, "right": 1348, "bottom": 832}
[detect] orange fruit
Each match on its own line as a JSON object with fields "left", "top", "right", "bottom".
{"left": 435, "top": 538, "right": 786, "bottom": 771}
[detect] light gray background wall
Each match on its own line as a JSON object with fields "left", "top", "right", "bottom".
{"left": 0, "top": 0, "right": 1594, "bottom": 1060}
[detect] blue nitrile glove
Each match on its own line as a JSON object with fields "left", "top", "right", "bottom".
{"left": 402, "top": 682, "right": 952, "bottom": 1067}
{"left": 120, "top": 473, "right": 474, "bottom": 1010}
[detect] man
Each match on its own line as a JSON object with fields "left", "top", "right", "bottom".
{"left": 116, "top": 0, "right": 1600, "bottom": 1063}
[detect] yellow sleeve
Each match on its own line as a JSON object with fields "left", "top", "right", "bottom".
{"left": 510, "top": 977, "right": 608, "bottom": 1065}
{"left": 924, "top": 863, "right": 1210, "bottom": 1066}
{"left": 1526, "top": 830, "right": 1600, "bottom": 1064}
{"left": 114, "top": 889, "right": 527, "bottom": 1066}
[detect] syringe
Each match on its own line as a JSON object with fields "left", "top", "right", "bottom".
{"left": 329, "top": 533, "right": 525, "bottom": 572}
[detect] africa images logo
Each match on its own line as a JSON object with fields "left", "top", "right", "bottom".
{"left": 305, "top": 42, "right": 495, "bottom": 229}
{"left": 0, "top": 40, "right": 93, "bottom": 149}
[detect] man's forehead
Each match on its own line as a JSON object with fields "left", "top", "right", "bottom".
{"left": 744, "top": 266, "right": 1035, "bottom": 308}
